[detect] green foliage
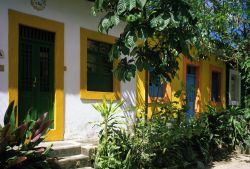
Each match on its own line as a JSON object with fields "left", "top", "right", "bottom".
{"left": 187, "top": 0, "right": 250, "bottom": 106}
{"left": 92, "top": 0, "right": 250, "bottom": 109}
{"left": 186, "top": 0, "right": 250, "bottom": 62}
{"left": 92, "top": 98, "right": 125, "bottom": 141}
{"left": 240, "top": 55, "right": 250, "bottom": 107}
{"left": 93, "top": 99, "right": 157, "bottom": 169}
{"left": 93, "top": 99, "right": 129, "bottom": 169}
{"left": 0, "top": 101, "right": 58, "bottom": 169}
{"left": 242, "top": 108, "right": 250, "bottom": 153}
{"left": 92, "top": 0, "right": 250, "bottom": 108}
{"left": 92, "top": 0, "right": 200, "bottom": 82}
{"left": 241, "top": 56, "right": 250, "bottom": 88}
{"left": 203, "top": 106, "right": 250, "bottom": 158}
{"left": 93, "top": 98, "right": 250, "bottom": 169}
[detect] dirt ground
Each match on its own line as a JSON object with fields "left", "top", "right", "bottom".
{"left": 210, "top": 153, "right": 250, "bottom": 169}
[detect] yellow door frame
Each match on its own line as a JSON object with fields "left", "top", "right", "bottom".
{"left": 8, "top": 10, "right": 64, "bottom": 141}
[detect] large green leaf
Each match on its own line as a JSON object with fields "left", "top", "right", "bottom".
{"left": 169, "top": 12, "right": 180, "bottom": 28}
{"left": 121, "top": 45, "right": 130, "bottom": 55}
{"left": 109, "top": 44, "right": 120, "bottom": 60}
{"left": 4, "top": 101, "right": 14, "bottom": 125}
{"left": 117, "top": 0, "right": 127, "bottom": 14}
{"left": 150, "top": 13, "right": 170, "bottom": 31}
{"left": 0, "top": 124, "right": 11, "bottom": 154}
{"left": 136, "top": 0, "right": 147, "bottom": 8}
{"left": 94, "top": 0, "right": 104, "bottom": 10}
{"left": 128, "top": 0, "right": 136, "bottom": 11}
{"left": 1, "top": 123, "right": 11, "bottom": 139}
{"left": 113, "top": 58, "right": 136, "bottom": 82}
{"left": 111, "top": 13, "right": 120, "bottom": 27}
{"left": 125, "top": 31, "right": 136, "bottom": 48}
{"left": 99, "top": 17, "right": 110, "bottom": 33}
{"left": 42, "top": 144, "right": 53, "bottom": 156}
{"left": 15, "top": 123, "right": 27, "bottom": 144}
{"left": 11, "top": 106, "right": 17, "bottom": 129}
{"left": 99, "top": 13, "right": 120, "bottom": 33}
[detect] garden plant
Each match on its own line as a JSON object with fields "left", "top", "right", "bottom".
{"left": 0, "top": 101, "right": 59, "bottom": 169}
{"left": 93, "top": 98, "right": 250, "bottom": 169}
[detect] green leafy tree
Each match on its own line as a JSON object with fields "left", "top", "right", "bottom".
{"left": 92, "top": 0, "right": 249, "bottom": 81}
{"left": 187, "top": 0, "right": 250, "bottom": 106}
{"left": 92, "top": 0, "right": 200, "bottom": 82}
{"left": 91, "top": 0, "right": 204, "bottom": 117}
{"left": 92, "top": 0, "right": 250, "bottom": 107}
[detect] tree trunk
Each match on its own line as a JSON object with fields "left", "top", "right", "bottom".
{"left": 145, "top": 71, "right": 149, "bottom": 121}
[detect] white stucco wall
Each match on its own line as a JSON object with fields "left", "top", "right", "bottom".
{"left": 0, "top": 0, "right": 136, "bottom": 140}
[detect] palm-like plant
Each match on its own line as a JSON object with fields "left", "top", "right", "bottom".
{"left": 92, "top": 98, "right": 125, "bottom": 141}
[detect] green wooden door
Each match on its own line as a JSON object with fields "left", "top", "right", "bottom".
{"left": 18, "top": 25, "right": 54, "bottom": 125}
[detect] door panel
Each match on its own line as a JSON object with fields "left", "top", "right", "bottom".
{"left": 18, "top": 41, "right": 36, "bottom": 122}
{"left": 18, "top": 25, "right": 54, "bottom": 126}
{"left": 186, "top": 66, "right": 196, "bottom": 118}
{"left": 36, "top": 45, "right": 54, "bottom": 126}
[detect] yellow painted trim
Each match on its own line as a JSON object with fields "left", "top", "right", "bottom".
{"left": 136, "top": 71, "right": 146, "bottom": 108}
{"left": 136, "top": 70, "right": 173, "bottom": 118}
{"left": 8, "top": 10, "right": 64, "bottom": 141}
{"left": 136, "top": 70, "right": 146, "bottom": 118}
{"left": 80, "top": 27, "right": 120, "bottom": 100}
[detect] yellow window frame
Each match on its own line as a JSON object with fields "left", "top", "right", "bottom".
{"left": 80, "top": 28, "right": 120, "bottom": 100}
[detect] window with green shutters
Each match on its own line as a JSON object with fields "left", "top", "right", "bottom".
{"left": 80, "top": 28, "right": 120, "bottom": 100}
{"left": 87, "top": 39, "right": 113, "bottom": 92}
{"left": 209, "top": 65, "right": 223, "bottom": 105}
{"left": 211, "top": 71, "right": 221, "bottom": 102}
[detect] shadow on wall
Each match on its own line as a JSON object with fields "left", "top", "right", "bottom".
{"left": 78, "top": 80, "right": 137, "bottom": 120}
{"left": 0, "top": 57, "right": 9, "bottom": 124}
{"left": 121, "top": 87, "right": 136, "bottom": 133}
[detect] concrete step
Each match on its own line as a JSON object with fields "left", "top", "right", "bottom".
{"left": 51, "top": 144, "right": 81, "bottom": 158}
{"left": 58, "top": 154, "right": 91, "bottom": 169}
{"left": 40, "top": 140, "right": 82, "bottom": 157}
{"left": 81, "top": 144, "right": 97, "bottom": 157}
{"left": 40, "top": 140, "right": 97, "bottom": 168}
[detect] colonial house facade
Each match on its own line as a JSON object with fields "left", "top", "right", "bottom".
{"left": 0, "top": 0, "right": 241, "bottom": 141}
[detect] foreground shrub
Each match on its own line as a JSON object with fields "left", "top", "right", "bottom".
{"left": 204, "top": 106, "right": 250, "bottom": 159}
{"left": 150, "top": 104, "right": 250, "bottom": 168}
{"left": 0, "top": 101, "right": 59, "bottom": 169}
{"left": 92, "top": 99, "right": 130, "bottom": 169}
{"left": 93, "top": 99, "right": 250, "bottom": 169}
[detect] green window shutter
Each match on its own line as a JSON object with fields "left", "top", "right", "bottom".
{"left": 87, "top": 39, "right": 113, "bottom": 92}
{"left": 211, "top": 71, "right": 220, "bottom": 102}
